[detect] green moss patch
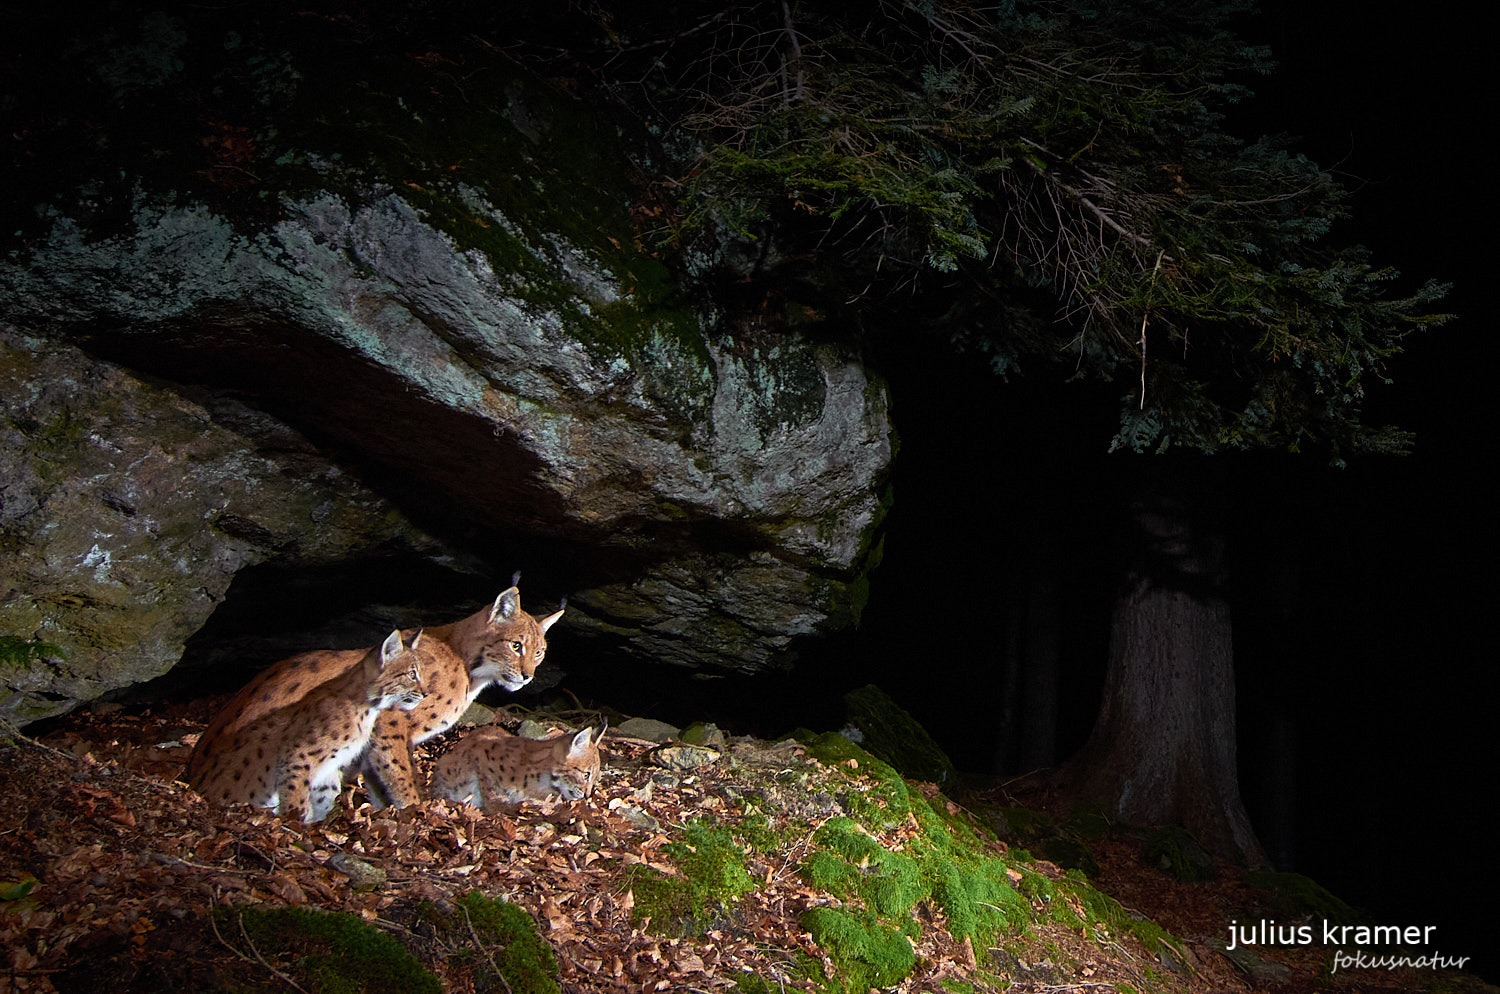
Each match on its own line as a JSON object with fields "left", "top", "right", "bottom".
{"left": 0, "top": 636, "right": 64, "bottom": 672}
{"left": 219, "top": 905, "right": 441, "bottom": 994}
{"left": 1142, "top": 826, "right": 1216, "bottom": 883}
{"left": 803, "top": 818, "right": 926, "bottom": 918}
{"left": 793, "top": 764, "right": 1028, "bottom": 984}
{"left": 445, "top": 892, "right": 561, "bottom": 994}
{"left": 779, "top": 738, "right": 1202, "bottom": 990}
{"left": 841, "top": 684, "right": 957, "bottom": 787}
{"left": 624, "top": 818, "right": 757, "bottom": 937}
{"left": 798, "top": 730, "right": 915, "bottom": 827}
{"left": 800, "top": 907, "right": 916, "bottom": 993}
{"left": 930, "top": 859, "right": 1031, "bottom": 940}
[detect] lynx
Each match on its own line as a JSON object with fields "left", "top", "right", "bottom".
{"left": 431, "top": 721, "right": 606, "bottom": 810}
{"left": 188, "top": 629, "right": 425, "bottom": 823}
{"left": 187, "top": 583, "right": 564, "bottom": 809}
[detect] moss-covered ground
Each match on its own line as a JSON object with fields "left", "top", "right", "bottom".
{"left": 218, "top": 904, "right": 442, "bottom": 994}
{"left": 615, "top": 727, "right": 1201, "bottom": 992}
{"left": 789, "top": 732, "right": 1186, "bottom": 991}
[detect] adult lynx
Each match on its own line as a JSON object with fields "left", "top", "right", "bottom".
{"left": 431, "top": 721, "right": 606, "bottom": 810}
{"left": 188, "top": 629, "right": 425, "bottom": 823}
{"left": 187, "top": 584, "right": 564, "bottom": 808}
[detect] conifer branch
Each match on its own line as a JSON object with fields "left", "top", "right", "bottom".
{"left": 573, "top": 0, "right": 1446, "bottom": 456}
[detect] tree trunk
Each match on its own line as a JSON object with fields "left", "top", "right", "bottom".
{"left": 1061, "top": 465, "right": 1267, "bottom": 867}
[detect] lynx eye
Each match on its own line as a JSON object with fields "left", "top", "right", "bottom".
{"left": 509, "top": 640, "right": 524, "bottom": 653}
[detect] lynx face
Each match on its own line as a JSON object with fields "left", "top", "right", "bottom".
{"left": 468, "top": 588, "right": 564, "bottom": 693}
{"left": 369, "top": 647, "right": 426, "bottom": 712}
{"left": 542, "top": 724, "right": 604, "bottom": 801}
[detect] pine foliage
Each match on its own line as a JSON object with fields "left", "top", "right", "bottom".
{"left": 563, "top": 0, "right": 1448, "bottom": 456}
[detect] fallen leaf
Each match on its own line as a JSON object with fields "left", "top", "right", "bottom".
{"left": 266, "top": 873, "right": 308, "bottom": 905}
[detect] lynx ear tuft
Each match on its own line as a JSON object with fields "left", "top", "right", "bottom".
{"left": 490, "top": 587, "right": 521, "bottom": 625}
{"left": 381, "top": 629, "right": 404, "bottom": 661}
{"left": 568, "top": 726, "right": 595, "bottom": 758}
{"left": 510, "top": 570, "right": 522, "bottom": 587}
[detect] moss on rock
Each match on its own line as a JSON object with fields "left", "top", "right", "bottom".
{"left": 1142, "top": 825, "right": 1216, "bottom": 883}
{"left": 1243, "top": 869, "right": 1367, "bottom": 925}
{"left": 840, "top": 684, "right": 957, "bottom": 787}
{"left": 1036, "top": 835, "right": 1098, "bottom": 877}
{"left": 221, "top": 905, "right": 441, "bottom": 994}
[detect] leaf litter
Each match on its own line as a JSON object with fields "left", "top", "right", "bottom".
{"left": 2, "top": 702, "right": 1490, "bottom": 994}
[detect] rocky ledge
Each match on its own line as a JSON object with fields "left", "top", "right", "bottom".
{"left": 0, "top": 10, "right": 892, "bottom": 723}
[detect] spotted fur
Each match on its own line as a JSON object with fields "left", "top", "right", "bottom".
{"left": 431, "top": 721, "right": 606, "bottom": 811}
{"left": 188, "top": 629, "right": 425, "bottom": 823}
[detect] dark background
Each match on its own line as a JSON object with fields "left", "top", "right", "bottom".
{"left": 573, "top": 1, "right": 1497, "bottom": 979}
{"left": 869, "top": 2, "right": 1498, "bottom": 978}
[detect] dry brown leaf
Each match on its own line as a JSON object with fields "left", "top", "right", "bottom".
{"left": 673, "top": 948, "right": 707, "bottom": 974}
{"left": 539, "top": 897, "right": 568, "bottom": 930}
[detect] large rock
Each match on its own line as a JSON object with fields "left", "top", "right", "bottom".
{"left": 0, "top": 327, "right": 461, "bottom": 725}
{"left": 0, "top": 8, "right": 893, "bottom": 718}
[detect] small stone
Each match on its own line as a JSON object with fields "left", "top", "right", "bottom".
{"left": 679, "top": 721, "right": 727, "bottom": 750}
{"left": 649, "top": 742, "right": 721, "bottom": 771}
{"left": 607, "top": 798, "right": 662, "bottom": 831}
{"left": 456, "top": 702, "right": 496, "bottom": 727}
{"left": 615, "top": 717, "right": 681, "bottom": 743}
{"left": 326, "top": 852, "right": 386, "bottom": 890}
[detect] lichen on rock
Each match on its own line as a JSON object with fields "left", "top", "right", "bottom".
{"left": 0, "top": 327, "right": 458, "bottom": 725}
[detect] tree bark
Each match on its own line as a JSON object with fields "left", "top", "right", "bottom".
{"left": 1061, "top": 464, "right": 1267, "bottom": 867}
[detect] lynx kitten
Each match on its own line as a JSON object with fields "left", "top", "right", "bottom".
{"left": 432, "top": 721, "right": 606, "bottom": 810}
{"left": 188, "top": 629, "right": 425, "bottom": 823}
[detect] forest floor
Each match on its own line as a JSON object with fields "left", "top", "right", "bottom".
{"left": 1, "top": 699, "right": 1492, "bottom": 994}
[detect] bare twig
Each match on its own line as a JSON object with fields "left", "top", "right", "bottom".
{"left": 1140, "top": 249, "right": 1165, "bottom": 409}
{"left": 780, "top": 1, "right": 804, "bottom": 103}
{"left": 207, "top": 895, "right": 311, "bottom": 994}
{"left": 461, "top": 899, "right": 515, "bottom": 994}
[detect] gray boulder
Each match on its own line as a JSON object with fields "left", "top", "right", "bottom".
{"left": 0, "top": 11, "right": 893, "bottom": 720}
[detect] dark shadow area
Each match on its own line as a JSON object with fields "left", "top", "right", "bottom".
{"left": 112, "top": 554, "right": 496, "bottom": 703}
